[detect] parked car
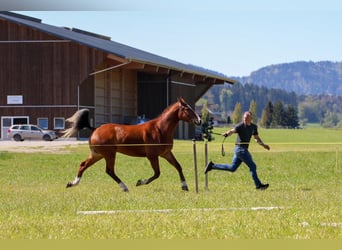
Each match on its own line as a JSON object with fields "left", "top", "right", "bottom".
{"left": 7, "top": 124, "right": 58, "bottom": 141}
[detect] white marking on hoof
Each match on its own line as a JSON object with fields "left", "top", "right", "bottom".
{"left": 119, "top": 182, "right": 129, "bottom": 192}
{"left": 67, "top": 177, "right": 81, "bottom": 188}
{"left": 181, "top": 181, "right": 189, "bottom": 191}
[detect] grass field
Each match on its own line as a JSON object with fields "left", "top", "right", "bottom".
{"left": 0, "top": 127, "right": 341, "bottom": 239}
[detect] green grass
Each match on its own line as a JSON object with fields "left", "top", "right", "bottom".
{"left": 0, "top": 127, "right": 341, "bottom": 239}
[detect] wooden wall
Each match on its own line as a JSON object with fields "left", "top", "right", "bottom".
{"left": 0, "top": 19, "right": 106, "bottom": 135}
{"left": 94, "top": 67, "right": 137, "bottom": 126}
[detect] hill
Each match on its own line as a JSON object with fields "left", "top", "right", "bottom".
{"left": 232, "top": 61, "right": 342, "bottom": 96}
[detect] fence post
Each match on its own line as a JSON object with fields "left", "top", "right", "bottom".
{"left": 204, "top": 140, "right": 209, "bottom": 190}
{"left": 192, "top": 139, "right": 198, "bottom": 193}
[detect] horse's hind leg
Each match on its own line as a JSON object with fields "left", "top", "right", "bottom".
{"left": 66, "top": 153, "right": 103, "bottom": 188}
{"left": 104, "top": 153, "right": 129, "bottom": 192}
{"left": 161, "top": 151, "right": 189, "bottom": 191}
{"left": 136, "top": 156, "right": 160, "bottom": 187}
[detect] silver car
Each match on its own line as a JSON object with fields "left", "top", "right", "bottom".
{"left": 7, "top": 124, "right": 58, "bottom": 141}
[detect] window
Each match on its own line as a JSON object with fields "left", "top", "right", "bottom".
{"left": 2, "top": 118, "right": 11, "bottom": 127}
{"left": 54, "top": 117, "right": 65, "bottom": 129}
{"left": 31, "top": 126, "right": 40, "bottom": 131}
{"left": 37, "top": 118, "right": 48, "bottom": 129}
{"left": 20, "top": 125, "right": 30, "bottom": 130}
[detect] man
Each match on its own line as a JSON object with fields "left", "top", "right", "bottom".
{"left": 204, "top": 111, "right": 270, "bottom": 190}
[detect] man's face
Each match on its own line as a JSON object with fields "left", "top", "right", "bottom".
{"left": 243, "top": 112, "right": 252, "bottom": 124}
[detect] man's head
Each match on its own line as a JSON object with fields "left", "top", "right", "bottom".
{"left": 243, "top": 111, "right": 252, "bottom": 125}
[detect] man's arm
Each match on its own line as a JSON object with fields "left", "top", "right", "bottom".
{"left": 254, "top": 134, "right": 270, "bottom": 150}
{"left": 222, "top": 128, "right": 236, "bottom": 137}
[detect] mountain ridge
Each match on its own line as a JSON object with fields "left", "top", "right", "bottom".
{"left": 230, "top": 61, "right": 342, "bottom": 96}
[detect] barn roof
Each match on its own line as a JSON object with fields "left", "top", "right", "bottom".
{"left": 0, "top": 11, "right": 235, "bottom": 84}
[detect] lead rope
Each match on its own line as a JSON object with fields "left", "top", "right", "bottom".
{"left": 221, "top": 136, "right": 227, "bottom": 156}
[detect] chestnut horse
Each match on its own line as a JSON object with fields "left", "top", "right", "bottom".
{"left": 63, "top": 97, "right": 201, "bottom": 192}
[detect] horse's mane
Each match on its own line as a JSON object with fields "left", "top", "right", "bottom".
{"left": 160, "top": 101, "right": 178, "bottom": 115}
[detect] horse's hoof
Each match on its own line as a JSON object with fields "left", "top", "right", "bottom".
{"left": 182, "top": 186, "right": 189, "bottom": 191}
{"left": 66, "top": 182, "right": 72, "bottom": 188}
{"left": 136, "top": 179, "right": 143, "bottom": 186}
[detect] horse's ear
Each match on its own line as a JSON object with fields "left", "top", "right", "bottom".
{"left": 177, "top": 97, "right": 186, "bottom": 106}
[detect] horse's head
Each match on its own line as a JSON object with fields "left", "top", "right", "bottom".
{"left": 177, "top": 97, "right": 201, "bottom": 125}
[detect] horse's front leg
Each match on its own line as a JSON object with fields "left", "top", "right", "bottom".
{"left": 136, "top": 156, "right": 160, "bottom": 186}
{"left": 161, "top": 151, "right": 189, "bottom": 191}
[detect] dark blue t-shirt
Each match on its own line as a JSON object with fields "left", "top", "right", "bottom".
{"left": 234, "top": 122, "right": 258, "bottom": 149}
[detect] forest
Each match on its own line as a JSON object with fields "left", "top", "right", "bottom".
{"left": 196, "top": 81, "right": 342, "bottom": 128}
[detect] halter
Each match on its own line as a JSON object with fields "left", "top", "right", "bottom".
{"left": 179, "top": 102, "right": 200, "bottom": 124}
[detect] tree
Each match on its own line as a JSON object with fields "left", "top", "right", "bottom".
{"left": 286, "top": 105, "right": 299, "bottom": 128}
{"left": 220, "top": 88, "right": 232, "bottom": 113}
{"left": 298, "top": 100, "right": 321, "bottom": 123}
{"left": 272, "top": 101, "right": 286, "bottom": 127}
{"left": 322, "top": 111, "right": 339, "bottom": 128}
{"left": 261, "top": 101, "right": 299, "bottom": 128}
{"left": 249, "top": 100, "right": 258, "bottom": 124}
{"left": 201, "top": 101, "right": 209, "bottom": 123}
{"left": 260, "top": 110, "right": 267, "bottom": 128}
{"left": 232, "top": 102, "right": 242, "bottom": 124}
{"left": 260, "top": 101, "right": 273, "bottom": 128}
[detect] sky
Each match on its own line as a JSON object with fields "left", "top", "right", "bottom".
{"left": 9, "top": 0, "right": 342, "bottom": 77}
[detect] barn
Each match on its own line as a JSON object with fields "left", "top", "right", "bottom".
{"left": 0, "top": 11, "right": 235, "bottom": 140}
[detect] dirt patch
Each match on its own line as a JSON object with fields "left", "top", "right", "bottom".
{"left": 0, "top": 139, "right": 88, "bottom": 153}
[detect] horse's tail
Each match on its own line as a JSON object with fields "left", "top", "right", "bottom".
{"left": 62, "top": 109, "right": 94, "bottom": 138}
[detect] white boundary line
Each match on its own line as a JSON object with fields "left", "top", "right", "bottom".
{"left": 320, "top": 222, "right": 342, "bottom": 227}
{"left": 300, "top": 222, "right": 342, "bottom": 227}
{"left": 77, "top": 206, "right": 288, "bottom": 215}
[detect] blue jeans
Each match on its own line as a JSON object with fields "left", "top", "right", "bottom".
{"left": 212, "top": 145, "right": 262, "bottom": 187}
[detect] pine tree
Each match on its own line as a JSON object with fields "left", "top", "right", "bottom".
{"left": 201, "top": 101, "right": 210, "bottom": 124}
{"left": 286, "top": 105, "right": 299, "bottom": 128}
{"left": 272, "top": 101, "right": 286, "bottom": 127}
{"left": 220, "top": 88, "right": 233, "bottom": 113}
{"left": 232, "top": 102, "right": 242, "bottom": 124}
{"left": 200, "top": 101, "right": 212, "bottom": 140}
{"left": 260, "top": 110, "right": 267, "bottom": 128}
{"left": 249, "top": 100, "right": 258, "bottom": 124}
{"left": 260, "top": 101, "right": 273, "bottom": 128}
